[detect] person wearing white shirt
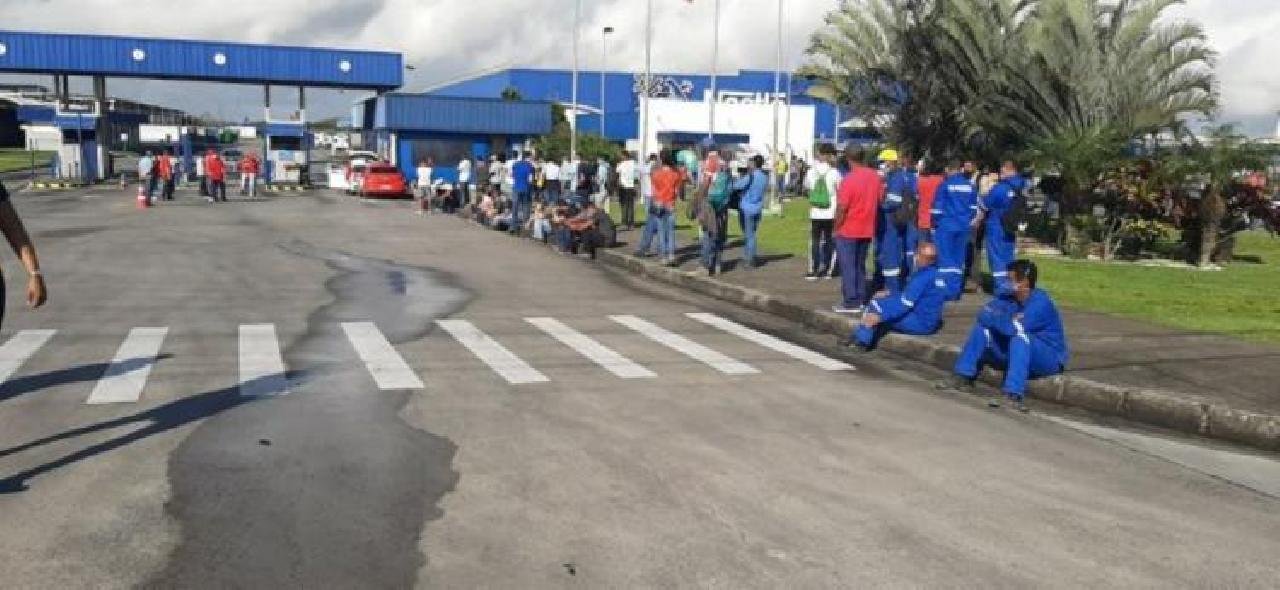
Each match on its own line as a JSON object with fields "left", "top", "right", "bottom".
{"left": 616, "top": 154, "right": 639, "bottom": 229}
{"left": 416, "top": 159, "right": 434, "bottom": 199}
{"left": 805, "top": 149, "right": 842, "bottom": 280}
{"left": 457, "top": 157, "right": 472, "bottom": 207}
{"left": 563, "top": 158, "right": 578, "bottom": 195}
{"left": 543, "top": 159, "right": 562, "bottom": 203}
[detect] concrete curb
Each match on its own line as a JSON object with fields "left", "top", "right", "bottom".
{"left": 596, "top": 249, "right": 1280, "bottom": 452}
{"left": 28, "top": 181, "right": 87, "bottom": 190}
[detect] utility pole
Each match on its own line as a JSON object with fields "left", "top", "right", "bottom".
{"left": 571, "top": 0, "right": 582, "bottom": 162}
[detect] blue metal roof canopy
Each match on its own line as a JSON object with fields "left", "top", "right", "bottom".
{"left": 365, "top": 94, "right": 553, "bottom": 135}
{"left": 0, "top": 30, "right": 402, "bottom": 90}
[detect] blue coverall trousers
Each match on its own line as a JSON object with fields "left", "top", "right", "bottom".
{"left": 854, "top": 296, "right": 940, "bottom": 350}
{"left": 986, "top": 227, "right": 1017, "bottom": 296}
{"left": 874, "top": 212, "right": 905, "bottom": 293}
{"left": 934, "top": 227, "right": 970, "bottom": 301}
{"left": 954, "top": 323, "right": 1063, "bottom": 399}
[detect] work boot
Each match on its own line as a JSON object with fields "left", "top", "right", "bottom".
{"left": 934, "top": 375, "right": 976, "bottom": 394}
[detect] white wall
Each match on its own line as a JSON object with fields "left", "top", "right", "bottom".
{"left": 637, "top": 97, "right": 816, "bottom": 161}
{"left": 21, "top": 125, "right": 62, "bottom": 152}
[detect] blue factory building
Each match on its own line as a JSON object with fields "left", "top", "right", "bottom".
{"left": 428, "top": 68, "right": 847, "bottom": 146}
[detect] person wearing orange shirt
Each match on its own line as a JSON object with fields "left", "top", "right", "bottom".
{"left": 649, "top": 150, "right": 683, "bottom": 266}
{"left": 156, "top": 149, "right": 175, "bottom": 202}
{"left": 205, "top": 150, "right": 227, "bottom": 203}
{"left": 906, "top": 161, "right": 945, "bottom": 275}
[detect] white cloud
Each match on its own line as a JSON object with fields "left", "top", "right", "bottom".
{"left": 2, "top": 0, "right": 1277, "bottom": 134}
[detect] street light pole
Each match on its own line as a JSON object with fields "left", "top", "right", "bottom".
{"left": 571, "top": 0, "right": 581, "bottom": 162}
{"left": 601, "top": 26, "right": 614, "bottom": 137}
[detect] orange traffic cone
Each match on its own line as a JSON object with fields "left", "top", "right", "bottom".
{"left": 136, "top": 186, "right": 150, "bottom": 209}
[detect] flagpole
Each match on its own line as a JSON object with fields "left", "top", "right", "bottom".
{"left": 641, "top": 0, "right": 653, "bottom": 164}
{"left": 768, "top": 0, "right": 784, "bottom": 214}
{"left": 571, "top": 0, "right": 581, "bottom": 162}
{"left": 709, "top": 0, "right": 721, "bottom": 144}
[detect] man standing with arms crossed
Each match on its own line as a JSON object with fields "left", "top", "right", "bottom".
{"left": 832, "top": 147, "right": 881, "bottom": 314}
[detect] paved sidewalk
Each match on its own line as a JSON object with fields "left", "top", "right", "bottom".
{"left": 616, "top": 231, "right": 1280, "bottom": 419}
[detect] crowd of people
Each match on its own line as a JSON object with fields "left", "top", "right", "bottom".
{"left": 817, "top": 145, "right": 1068, "bottom": 411}
{"left": 427, "top": 144, "right": 1069, "bottom": 410}
{"left": 135, "top": 149, "right": 261, "bottom": 205}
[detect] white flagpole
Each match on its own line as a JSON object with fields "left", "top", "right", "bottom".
{"left": 768, "top": 0, "right": 784, "bottom": 214}
{"left": 641, "top": 0, "right": 653, "bottom": 163}
{"left": 571, "top": 0, "right": 581, "bottom": 162}
{"left": 709, "top": 0, "right": 721, "bottom": 143}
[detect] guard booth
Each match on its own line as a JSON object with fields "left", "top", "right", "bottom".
{"left": 263, "top": 122, "right": 310, "bottom": 184}
{"left": 53, "top": 102, "right": 100, "bottom": 183}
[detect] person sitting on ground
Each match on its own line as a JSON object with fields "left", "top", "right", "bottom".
{"left": 844, "top": 242, "right": 946, "bottom": 351}
{"left": 476, "top": 192, "right": 496, "bottom": 225}
{"left": 530, "top": 201, "right": 553, "bottom": 243}
{"left": 561, "top": 201, "right": 611, "bottom": 259}
{"left": 937, "top": 259, "right": 1069, "bottom": 412}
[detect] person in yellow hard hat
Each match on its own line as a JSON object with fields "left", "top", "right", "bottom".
{"left": 872, "top": 148, "right": 916, "bottom": 294}
{"left": 877, "top": 148, "right": 899, "bottom": 164}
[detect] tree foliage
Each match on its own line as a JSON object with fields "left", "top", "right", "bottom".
{"left": 803, "top": 0, "right": 1256, "bottom": 265}
{"left": 533, "top": 103, "right": 624, "bottom": 163}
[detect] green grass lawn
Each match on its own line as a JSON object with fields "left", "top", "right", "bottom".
{"left": 614, "top": 197, "right": 1280, "bottom": 345}
{"left": 0, "top": 148, "right": 53, "bottom": 174}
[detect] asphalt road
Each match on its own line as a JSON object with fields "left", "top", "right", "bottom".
{"left": 0, "top": 185, "right": 1277, "bottom": 589}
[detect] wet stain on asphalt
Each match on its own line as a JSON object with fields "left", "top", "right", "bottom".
{"left": 148, "top": 241, "right": 471, "bottom": 588}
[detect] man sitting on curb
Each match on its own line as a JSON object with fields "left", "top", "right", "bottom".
{"left": 842, "top": 242, "right": 946, "bottom": 351}
{"left": 936, "top": 259, "right": 1069, "bottom": 412}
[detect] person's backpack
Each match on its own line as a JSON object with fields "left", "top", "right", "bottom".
{"left": 707, "top": 171, "right": 731, "bottom": 211}
{"left": 999, "top": 180, "right": 1029, "bottom": 235}
{"left": 891, "top": 177, "right": 918, "bottom": 228}
{"left": 808, "top": 170, "right": 832, "bottom": 209}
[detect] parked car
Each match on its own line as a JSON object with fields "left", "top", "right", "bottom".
{"left": 360, "top": 164, "right": 409, "bottom": 199}
{"left": 328, "top": 151, "right": 382, "bottom": 193}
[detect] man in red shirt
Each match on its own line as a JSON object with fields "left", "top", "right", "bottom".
{"left": 205, "top": 150, "right": 227, "bottom": 203}
{"left": 832, "top": 147, "right": 882, "bottom": 314}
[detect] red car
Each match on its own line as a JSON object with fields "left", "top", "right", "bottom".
{"left": 359, "top": 164, "right": 409, "bottom": 199}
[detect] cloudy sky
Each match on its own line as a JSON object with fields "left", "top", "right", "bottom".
{"left": 1, "top": 0, "right": 1277, "bottom": 134}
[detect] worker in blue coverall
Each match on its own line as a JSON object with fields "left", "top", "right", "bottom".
{"left": 872, "top": 149, "right": 915, "bottom": 294}
{"left": 842, "top": 242, "right": 946, "bottom": 351}
{"left": 937, "top": 259, "right": 1069, "bottom": 412}
{"left": 931, "top": 161, "right": 979, "bottom": 301}
{"left": 975, "top": 161, "right": 1025, "bottom": 298}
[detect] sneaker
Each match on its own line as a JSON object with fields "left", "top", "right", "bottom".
{"left": 206, "top": 196, "right": 215, "bottom": 203}
{"left": 987, "top": 398, "right": 1002, "bottom": 409}
{"left": 663, "top": 257, "right": 678, "bottom": 267}
{"left": 633, "top": 251, "right": 651, "bottom": 258}
{"left": 1014, "top": 400, "right": 1030, "bottom": 413}
{"left": 804, "top": 272, "right": 819, "bottom": 281}
{"left": 934, "top": 375, "right": 977, "bottom": 394}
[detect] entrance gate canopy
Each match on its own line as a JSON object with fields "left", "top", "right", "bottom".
{"left": 0, "top": 30, "right": 402, "bottom": 91}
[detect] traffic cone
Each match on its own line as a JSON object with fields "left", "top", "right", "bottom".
{"left": 136, "top": 186, "right": 150, "bottom": 209}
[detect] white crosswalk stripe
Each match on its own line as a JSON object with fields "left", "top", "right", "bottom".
{"left": 685, "top": 313, "right": 854, "bottom": 371}
{"left": 609, "top": 315, "right": 759, "bottom": 375}
{"left": 341, "top": 322, "right": 424, "bottom": 390}
{"left": 238, "top": 324, "right": 290, "bottom": 398}
{"left": 437, "top": 319, "right": 549, "bottom": 384}
{"left": 526, "top": 317, "right": 656, "bottom": 379}
{"left": 85, "top": 327, "right": 169, "bottom": 405}
{"left": 0, "top": 330, "right": 56, "bottom": 385}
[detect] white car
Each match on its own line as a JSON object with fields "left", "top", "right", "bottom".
{"left": 327, "top": 151, "right": 382, "bottom": 193}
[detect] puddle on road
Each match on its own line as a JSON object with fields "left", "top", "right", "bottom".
{"left": 150, "top": 241, "right": 471, "bottom": 587}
